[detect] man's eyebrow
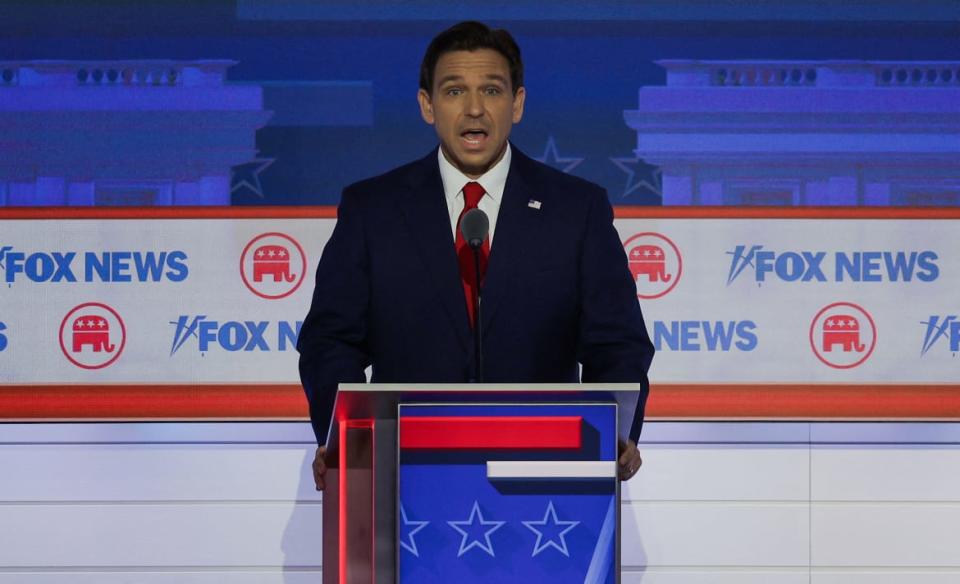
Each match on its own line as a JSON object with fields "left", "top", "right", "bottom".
{"left": 436, "top": 73, "right": 509, "bottom": 86}
{"left": 436, "top": 74, "right": 465, "bottom": 86}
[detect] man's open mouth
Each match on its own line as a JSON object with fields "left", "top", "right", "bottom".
{"left": 461, "top": 129, "right": 488, "bottom": 146}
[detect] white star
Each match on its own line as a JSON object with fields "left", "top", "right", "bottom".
{"left": 447, "top": 501, "right": 505, "bottom": 558}
{"left": 653, "top": 249, "right": 662, "bottom": 257}
{"left": 278, "top": 250, "right": 286, "bottom": 258}
{"left": 847, "top": 319, "right": 856, "bottom": 328}
{"left": 267, "top": 249, "right": 276, "bottom": 258}
{"left": 522, "top": 501, "right": 579, "bottom": 557}
{"left": 97, "top": 319, "right": 106, "bottom": 328}
{"left": 643, "top": 249, "right": 651, "bottom": 257}
{"left": 86, "top": 319, "right": 95, "bottom": 327}
{"left": 75, "top": 319, "right": 86, "bottom": 328}
{"left": 256, "top": 250, "right": 265, "bottom": 258}
{"left": 826, "top": 319, "right": 834, "bottom": 328}
{"left": 534, "top": 136, "right": 584, "bottom": 174}
{"left": 399, "top": 504, "right": 429, "bottom": 557}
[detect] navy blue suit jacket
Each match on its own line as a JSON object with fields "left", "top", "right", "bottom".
{"left": 297, "top": 146, "right": 654, "bottom": 444}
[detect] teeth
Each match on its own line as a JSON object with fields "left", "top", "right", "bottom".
{"left": 462, "top": 132, "right": 485, "bottom": 146}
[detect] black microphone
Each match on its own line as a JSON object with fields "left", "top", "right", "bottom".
{"left": 460, "top": 208, "right": 489, "bottom": 382}
{"left": 460, "top": 208, "right": 489, "bottom": 249}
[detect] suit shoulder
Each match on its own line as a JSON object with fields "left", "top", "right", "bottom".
{"left": 340, "top": 155, "right": 431, "bottom": 203}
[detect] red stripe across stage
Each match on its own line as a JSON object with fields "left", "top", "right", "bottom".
{"left": 4, "top": 206, "right": 960, "bottom": 220}
{"left": 4, "top": 384, "right": 960, "bottom": 421}
{"left": 399, "top": 416, "right": 583, "bottom": 449}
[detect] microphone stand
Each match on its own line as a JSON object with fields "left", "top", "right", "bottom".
{"left": 470, "top": 242, "right": 483, "bottom": 383}
{"left": 460, "top": 207, "right": 488, "bottom": 384}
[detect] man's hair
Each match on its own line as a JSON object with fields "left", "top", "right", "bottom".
{"left": 419, "top": 21, "right": 524, "bottom": 95}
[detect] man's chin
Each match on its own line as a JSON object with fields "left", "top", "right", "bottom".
{"left": 444, "top": 143, "right": 507, "bottom": 177}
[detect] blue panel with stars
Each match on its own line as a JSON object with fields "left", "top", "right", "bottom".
{"left": 398, "top": 403, "right": 617, "bottom": 584}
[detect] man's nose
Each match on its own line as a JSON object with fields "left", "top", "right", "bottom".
{"left": 464, "top": 92, "right": 484, "bottom": 117}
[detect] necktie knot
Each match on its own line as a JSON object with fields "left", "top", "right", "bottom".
{"left": 463, "top": 182, "right": 485, "bottom": 210}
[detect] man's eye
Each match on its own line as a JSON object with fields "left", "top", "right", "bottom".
{"left": 446, "top": 88, "right": 463, "bottom": 96}
{"left": 484, "top": 87, "right": 502, "bottom": 95}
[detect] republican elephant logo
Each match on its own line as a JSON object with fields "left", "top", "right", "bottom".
{"left": 59, "top": 302, "right": 126, "bottom": 370}
{"left": 252, "top": 245, "right": 296, "bottom": 283}
{"left": 621, "top": 232, "right": 682, "bottom": 300}
{"left": 240, "top": 232, "right": 307, "bottom": 300}
{"left": 821, "top": 315, "right": 866, "bottom": 353}
{"left": 72, "top": 315, "right": 115, "bottom": 353}
{"left": 809, "top": 302, "right": 877, "bottom": 369}
{"left": 628, "top": 244, "right": 672, "bottom": 283}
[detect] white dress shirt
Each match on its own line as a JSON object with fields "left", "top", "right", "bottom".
{"left": 437, "top": 143, "right": 511, "bottom": 246}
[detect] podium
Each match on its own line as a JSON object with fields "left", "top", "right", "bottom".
{"left": 322, "top": 383, "right": 640, "bottom": 584}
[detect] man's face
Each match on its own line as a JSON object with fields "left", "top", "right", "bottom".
{"left": 418, "top": 48, "right": 525, "bottom": 179}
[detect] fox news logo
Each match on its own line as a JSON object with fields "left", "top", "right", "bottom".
{"left": 920, "top": 315, "right": 960, "bottom": 356}
{"left": 0, "top": 321, "right": 7, "bottom": 352}
{"left": 726, "top": 245, "right": 938, "bottom": 285}
{"left": 653, "top": 320, "right": 757, "bottom": 352}
{"left": 169, "top": 315, "right": 302, "bottom": 355}
{"left": 0, "top": 246, "right": 188, "bottom": 284}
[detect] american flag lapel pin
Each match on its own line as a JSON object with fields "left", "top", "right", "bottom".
{"left": 527, "top": 199, "right": 542, "bottom": 210}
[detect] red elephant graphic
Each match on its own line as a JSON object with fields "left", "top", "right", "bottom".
{"left": 72, "top": 315, "right": 115, "bottom": 353}
{"left": 628, "top": 244, "right": 672, "bottom": 283}
{"left": 822, "top": 315, "right": 866, "bottom": 352}
{"left": 253, "top": 245, "right": 296, "bottom": 283}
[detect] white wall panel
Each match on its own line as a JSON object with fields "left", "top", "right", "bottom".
{"left": 0, "top": 422, "right": 316, "bottom": 444}
{"left": 625, "top": 446, "right": 809, "bottom": 501}
{"left": 623, "top": 569, "right": 808, "bottom": 583}
{"left": 0, "top": 572, "right": 322, "bottom": 584}
{"left": 812, "top": 503, "right": 960, "bottom": 567}
{"left": 0, "top": 503, "right": 322, "bottom": 567}
{"left": 3, "top": 421, "right": 960, "bottom": 579}
{"left": 810, "top": 423, "right": 960, "bottom": 444}
{"left": 812, "top": 447, "right": 960, "bottom": 501}
{"left": 812, "top": 571, "right": 960, "bottom": 584}
{"left": 622, "top": 502, "right": 809, "bottom": 567}
{"left": 0, "top": 445, "right": 320, "bottom": 502}
{"left": 640, "top": 422, "right": 811, "bottom": 444}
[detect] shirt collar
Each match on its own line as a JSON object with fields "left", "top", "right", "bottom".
{"left": 438, "top": 142, "right": 511, "bottom": 204}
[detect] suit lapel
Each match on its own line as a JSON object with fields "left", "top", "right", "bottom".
{"left": 397, "top": 152, "right": 472, "bottom": 352}
{"left": 481, "top": 150, "right": 542, "bottom": 334}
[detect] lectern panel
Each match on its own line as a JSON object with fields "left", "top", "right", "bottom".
{"left": 397, "top": 403, "right": 618, "bottom": 584}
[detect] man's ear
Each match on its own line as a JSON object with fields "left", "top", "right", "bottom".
{"left": 417, "top": 89, "right": 435, "bottom": 125}
{"left": 511, "top": 86, "right": 526, "bottom": 124}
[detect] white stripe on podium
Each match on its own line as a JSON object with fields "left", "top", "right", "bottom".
{"left": 486, "top": 460, "right": 616, "bottom": 479}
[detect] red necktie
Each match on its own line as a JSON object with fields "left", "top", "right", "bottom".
{"left": 455, "top": 182, "right": 489, "bottom": 328}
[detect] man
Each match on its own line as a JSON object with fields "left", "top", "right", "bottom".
{"left": 297, "top": 21, "right": 653, "bottom": 490}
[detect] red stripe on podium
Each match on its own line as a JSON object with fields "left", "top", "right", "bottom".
{"left": 399, "top": 416, "right": 582, "bottom": 449}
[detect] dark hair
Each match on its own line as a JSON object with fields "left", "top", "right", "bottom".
{"left": 419, "top": 21, "right": 523, "bottom": 95}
